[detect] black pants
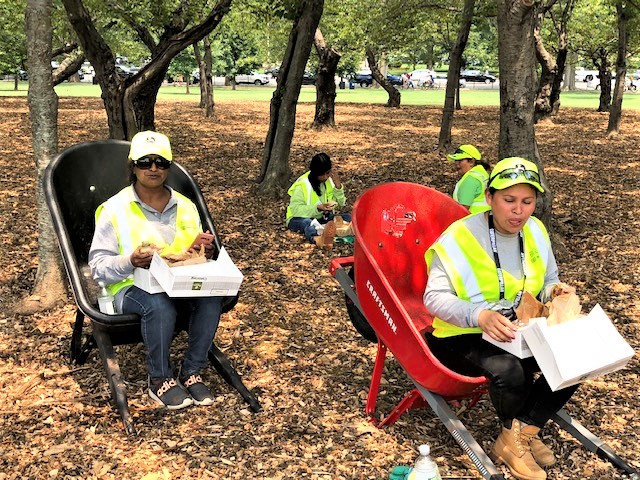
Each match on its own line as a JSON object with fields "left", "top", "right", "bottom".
{"left": 427, "top": 332, "right": 578, "bottom": 428}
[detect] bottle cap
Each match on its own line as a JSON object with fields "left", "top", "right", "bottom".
{"left": 418, "top": 444, "right": 430, "bottom": 456}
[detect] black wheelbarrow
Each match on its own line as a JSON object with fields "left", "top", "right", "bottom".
{"left": 44, "top": 140, "right": 261, "bottom": 436}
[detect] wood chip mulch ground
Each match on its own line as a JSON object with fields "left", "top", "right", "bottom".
{"left": 0, "top": 96, "right": 638, "bottom": 480}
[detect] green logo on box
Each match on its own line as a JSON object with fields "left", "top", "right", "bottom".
{"left": 192, "top": 282, "right": 203, "bottom": 290}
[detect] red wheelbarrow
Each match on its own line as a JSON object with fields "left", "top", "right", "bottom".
{"left": 329, "top": 182, "right": 638, "bottom": 480}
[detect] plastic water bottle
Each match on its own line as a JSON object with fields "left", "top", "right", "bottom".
{"left": 407, "top": 444, "right": 442, "bottom": 480}
{"left": 97, "top": 281, "right": 116, "bottom": 314}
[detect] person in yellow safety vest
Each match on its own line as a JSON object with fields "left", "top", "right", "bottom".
{"left": 447, "top": 144, "right": 491, "bottom": 213}
{"left": 423, "top": 157, "right": 577, "bottom": 480}
{"left": 286, "top": 152, "right": 351, "bottom": 249}
{"left": 89, "top": 131, "right": 223, "bottom": 411}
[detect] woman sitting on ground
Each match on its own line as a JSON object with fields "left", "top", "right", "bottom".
{"left": 286, "top": 152, "right": 351, "bottom": 250}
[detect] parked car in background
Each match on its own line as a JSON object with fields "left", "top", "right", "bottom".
{"left": 409, "top": 69, "right": 435, "bottom": 87}
{"left": 115, "top": 64, "right": 134, "bottom": 78}
{"left": 431, "top": 73, "right": 466, "bottom": 88}
{"left": 575, "top": 68, "right": 599, "bottom": 83}
{"left": 266, "top": 66, "right": 280, "bottom": 78}
{"left": 301, "top": 71, "right": 316, "bottom": 85}
{"left": 235, "top": 71, "right": 270, "bottom": 85}
{"left": 590, "top": 74, "right": 638, "bottom": 91}
{"left": 460, "top": 69, "right": 497, "bottom": 83}
{"left": 353, "top": 70, "right": 373, "bottom": 87}
{"left": 352, "top": 70, "right": 403, "bottom": 87}
{"left": 386, "top": 73, "right": 403, "bottom": 86}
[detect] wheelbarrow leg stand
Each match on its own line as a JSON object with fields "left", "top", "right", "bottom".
{"left": 208, "top": 343, "right": 262, "bottom": 413}
{"left": 93, "top": 324, "right": 137, "bottom": 436}
{"left": 412, "top": 382, "right": 506, "bottom": 480}
{"left": 70, "top": 309, "right": 96, "bottom": 365}
{"left": 552, "top": 410, "right": 639, "bottom": 478}
{"left": 366, "top": 341, "right": 427, "bottom": 427}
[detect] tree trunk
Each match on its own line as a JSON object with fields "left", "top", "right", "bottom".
{"left": 194, "top": 41, "right": 205, "bottom": 108}
{"left": 199, "top": 36, "right": 215, "bottom": 116}
{"left": 312, "top": 28, "right": 340, "bottom": 130}
{"left": 497, "top": 0, "right": 552, "bottom": 227}
{"left": 533, "top": 9, "right": 557, "bottom": 122}
{"left": 564, "top": 61, "right": 576, "bottom": 91}
{"left": 52, "top": 50, "right": 85, "bottom": 86}
{"left": 536, "top": 0, "right": 575, "bottom": 120}
{"left": 594, "top": 52, "right": 613, "bottom": 113}
{"left": 549, "top": 46, "right": 567, "bottom": 115}
{"left": 607, "top": 0, "right": 628, "bottom": 135}
{"left": 21, "top": 0, "right": 67, "bottom": 314}
{"left": 439, "top": 0, "right": 475, "bottom": 150}
{"left": 366, "top": 48, "right": 400, "bottom": 107}
{"left": 257, "top": 0, "right": 325, "bottom": 197}
{"left": 62, "top": 0, "right": 231, "bottom": 139}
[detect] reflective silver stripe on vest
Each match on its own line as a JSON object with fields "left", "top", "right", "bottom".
{"left": 525, "top": 219, "right": 550, "bottom": 275}
{"left": 437, "top": 234, "right": 484, "bottom": 303}
{"left": 302, "top": 177, "right": 313, "bottom": 205}
{"left": 111, "top": 188, "right": 135, "bottom": 254}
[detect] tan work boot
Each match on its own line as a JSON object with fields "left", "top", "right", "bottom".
{"left": 521, "top": 424, "right": 556, "bottom": 467}
{"left": 491, "top": 419, "right": 547, "bottom": 480}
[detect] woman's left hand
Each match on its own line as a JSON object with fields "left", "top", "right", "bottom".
{"left": 552, "top": 282, "right": 575, "bottom": 298}
{"left": 478, "top": 309, "right": 518, "bottom": 342}
{"left": 330, "top": 169, "right": 342, "bottom": 188}
{"left": 203, "top": 243, "right": 215, "bottom": 260}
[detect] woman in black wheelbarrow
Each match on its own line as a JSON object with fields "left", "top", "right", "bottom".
{"left": 89, "top": 131, "right": 222, "bottom": 411}
{"left": 423, "top": 157, "right": 577, "bottom": 480}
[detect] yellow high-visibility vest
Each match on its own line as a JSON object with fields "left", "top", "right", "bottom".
{"left": 453, "top": 165, "right": 490, "bottom": 213}
{"left": 425, "top": 216, "right": 550, "bottom": 338}
{"left": 95, "top": 186, "right": 201, "bottom": 295}
{"left": 285, "top": 171, "right": 337, "bottom": 223}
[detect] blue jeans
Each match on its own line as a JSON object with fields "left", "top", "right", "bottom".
{"left": 123, "top": 286, "right": 222, "bottom": 380}
{"left": 288, "top": 213, "right": 352, "bottom": 243}
{"left": 427, "top": 333, "right": 578, "bottom": 428}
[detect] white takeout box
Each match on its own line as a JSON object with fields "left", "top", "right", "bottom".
{"left": 521, "top": 304, "right": 635, "bottom": 391}
{"left": 482, "top": 323, "right": 534, "bottom": 359}
{"left": 144, "top": 247, "right": 243, "bottom": 297}
{"left": 133, "top": 267, "right": 164, "bottom": 294}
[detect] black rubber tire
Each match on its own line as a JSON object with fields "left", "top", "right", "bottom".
{"left": 345, "top": 267, "right": 377, "bottom": 342}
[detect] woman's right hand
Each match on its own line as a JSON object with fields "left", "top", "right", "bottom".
{"left": 478, "top": 309, "right": 518, "bottom": 342}
{"left": 317, "top": 202, "right": 337, "bottom": 211}
{"left": 130, "top": 243, "right": 160, "bottom": 268}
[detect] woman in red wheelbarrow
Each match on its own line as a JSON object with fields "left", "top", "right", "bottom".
{"left": 423, "top": 157, "right": 576, "bottom": 480}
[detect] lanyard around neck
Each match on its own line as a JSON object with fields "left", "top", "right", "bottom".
{"left": 488, "top": 213, "right": 526, "bottom": 306}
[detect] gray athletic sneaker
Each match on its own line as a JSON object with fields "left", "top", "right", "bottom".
{"left": 179, "top": 372, "right": 215, "bottom": 406}
{"left": 148, "top": 377, "right": 193, "bottom": 410}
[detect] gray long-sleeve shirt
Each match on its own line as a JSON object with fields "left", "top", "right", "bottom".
{"left": 423, "top": 213, "right": 561, "bottom": 329}
{"left": 88, "top": 185, "right": 185, "bottom": 311}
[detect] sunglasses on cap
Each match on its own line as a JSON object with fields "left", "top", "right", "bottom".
{"left": 489, "top": 165, "right": 540, "bottom": 185}
{"left": 133, "top": 156, "right": 172, "bottom": 170}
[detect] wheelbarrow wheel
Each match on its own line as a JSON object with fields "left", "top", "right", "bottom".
{"left": 345, "top": 267, "right": 377, "bottom": 343}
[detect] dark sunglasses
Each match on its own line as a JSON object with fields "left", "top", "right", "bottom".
{"left": 134, "top": 156, "right": 172, "bottom": 170}
{"left": 489, "top": 165, "right": 540, "bottom": 185}
{"left": 453, "top": 148, "right": 473, "bottom": 161}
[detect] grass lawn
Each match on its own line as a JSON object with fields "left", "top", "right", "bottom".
{"left": 2, "top": 79, "right": 640, "bottom": 110}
